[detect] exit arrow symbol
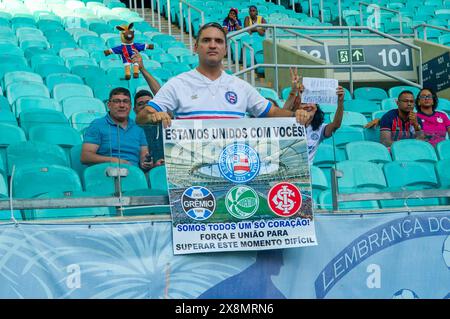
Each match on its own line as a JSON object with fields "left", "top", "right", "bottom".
{"left": 353, "top": 50, "right": 363, "bottom": 61}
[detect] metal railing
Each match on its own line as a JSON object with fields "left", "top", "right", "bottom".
{"left": 413, "top": 24, "right": 450, "bottom": 42}
{"left": 227, "top": 24, "right": 423, "bottom": 96}
{"left": 179, "top": 0, "right": 205, "bottom": 51}
{"left": 359, "top": 1, "right": 402, "bottom": 35}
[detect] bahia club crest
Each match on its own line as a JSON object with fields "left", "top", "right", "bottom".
{"left": 218, "top": 143, "right": 260, "bottom": 183}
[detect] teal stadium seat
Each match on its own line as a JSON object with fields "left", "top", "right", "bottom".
{"left": 391, "top": 139, "right": 438, "bottom": 163}
{"left": 62, "top": 97, "right": 106, "bottom": 119}
{"left": 332, "top": 126, "right": 366, "bottom": 161}
{"left": 3, "top": 71, "right": 43, "bottom": 89}
{"left": 45, "top": 73, "right": 84, "bottom": 91}
{"left": 35, "top": 63, "right": 70, "bottom": 78}
{"left": 6, "top": 81, "right": 50, "bottom": 106}
{"left": 12, "top": 164, "right": 82, "bottom": 198}
{"left": 27, "top": 191, "right": 113, "bottom": 220}
{"left": 148, "top": 165, "right": 168, "bottom": 191}
{"left": 388, "top": 85, "right": 420, "bottom": 98}
{"left": 14, "top": 96, "right": 61, "bottom": 117}
{"left": 343, "top": 99, "right": 380, "bottom": 119}
{"left": 19, "top": 109, "right": 69, "bottom": 136}
{"left": 436, "top": 140, "right": 450, "bottom": 160}
{"left": 345, "top": 141, "right": 392, "bottom": 164}
{"left": 310, "top": 165, "right": 328, "bottom": 209}
{"left": 319, "top": 190, "right": 380, "bottom": 210}
{"left": 31, "top": 54, "right": 65, "bottom": 70}
{"left": 83, "top": 163, "right": 149, "bottom": 195}
{"left": 71, "top": 65, "right": 104, "bottom": 80}
{"left": 7, "top": 141, "right": 69, "bottom": 176}
{"left": 381, "top": 98, "right": 398, "bottom": 110}
{"left": 52, "top": 83, "right": 94, "bottom": 103}
{"left": 0, "top": 123, "right": 26, "bottom": 175}
{"left": 337, "top": 160, "right": 387, "bottom": 191}
{"left": 436, "top": 159, "right": 450, "bottom": 205}
{"left": 380, "top": 161, "right": 440, "bottom": 208}
{"left": 330, "top": 111, "right": 368, "bottom": 127}
{"left": 28, "top": 125, "right": 82, "bottom": 157}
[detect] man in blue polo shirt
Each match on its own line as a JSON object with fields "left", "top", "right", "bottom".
{"left": 81, "top": 87, "right": 153, "bottom": 170}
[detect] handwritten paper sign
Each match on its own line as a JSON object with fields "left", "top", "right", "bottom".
{"left": 301, "top": 77, "right": 338, "bottom": 105}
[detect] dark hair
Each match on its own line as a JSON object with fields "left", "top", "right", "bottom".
{"left": 196, "top": 22, "right": 227, "bottom": 45}
{"left": 134, "top": 89, "right": 153, "bottom": 105}
{"left": 415, "top": 87, "right": 438, "bottom": 112}
{"left": 249, "top": 5, "right": 257, "bottom": 11}
{"left": 109, "top": 87, "right": 130, "bottom": 100}
{"left": 310, "top": 105, "right": 325, "bottom": 131}
{"left": 397, "top": 90, "right": 414, "bottom": 100}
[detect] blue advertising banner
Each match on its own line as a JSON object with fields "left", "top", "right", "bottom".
{"left": 163, "top": 118, "right": 316, "bottom": 255}
{"left": 0, "top": 210, "right": 448, "bottom": 298}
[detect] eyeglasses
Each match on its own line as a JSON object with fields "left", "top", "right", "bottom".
{"left": 136, "top": 100, "right": 149, "bottom": 107}
{"left": 398, "top": 99, "right": 414, "bottom": 104}
{"left": 110, "top": 98, "right": 131, "bottom": 105}
{"left": 419, "top": 95, "right": 433, "bottom": 99}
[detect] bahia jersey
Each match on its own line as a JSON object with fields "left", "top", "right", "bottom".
{"left": 148, "top": 69, "right": 272, "bottom": 119}
{"left": 110, "top": 43, "right": 147, "bottom": 64}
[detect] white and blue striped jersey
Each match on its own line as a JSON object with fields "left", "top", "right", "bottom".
{"left": 148, "top": 69, "right": 272, "bottom": 119}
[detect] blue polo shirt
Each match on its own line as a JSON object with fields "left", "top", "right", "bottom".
{"left": 83, "top": 113, "right": 148, "bottom": 166}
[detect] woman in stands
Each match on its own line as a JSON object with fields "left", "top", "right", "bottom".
{"left": 222, "top": 8, "right": 242, "bottom": 34}
{"left": 283, "top": 68, "right": 345, "bottom": 162}
{"left": 415, "top": 87, "right": 450, "bottom": 146}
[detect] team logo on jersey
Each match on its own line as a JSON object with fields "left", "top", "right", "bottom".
{"left": 218, "top": 143, "right": 260, "bottom": 183}
{"left": 267, "top": 182, "right": 302, "bottom": 217}
{"left": 437, "top": 117, "right": 443, "bottom": 123}
{"left": 310, "top": 132, "right": 320, "bottom": 141}
{"left": 181, "top": 186, "right": 215, "bottom": 221}
{"left": 225, "top": 185, "right": 259, "bottom": 219}
{"left": 225, "top": 91, "right": 238, "bottom": 104}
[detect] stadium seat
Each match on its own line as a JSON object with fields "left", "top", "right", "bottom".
{"left": 83, "top": 163, "right": 149, "bottom": 195}
{"left": 436, "top": 140, "right": 450, "bottom": 160}
{"left": 19, "top": 109, "right": 69, "bottom": 136}
{"left": 59, "top": 47, "right": 90, "bottom": 59}
{"left": 391, "top": 139, "right": 438, "bottom": 163}
{"left": 343, "top": 99, "right": 380, "bottom": 119}
{"left": 52, "top": 83, "right": 94, "bottom": 103}
{"left": 6, "top": 81, "right": 50, "bottom": 106}
{"left": 337, "top": 160, "right": 387, "bottom": 190}
{"left": 436, "top": 159, "right": 450, "bottom": 205}
{"left": 45, "top": 73, "right": 84, "bottom": 91}
{"left": 69, "top": 144, "right": 87, "bottom": 181}
{"left": 31, "top": 54, "right": 65, "bottom": 70}
{"left": 380, "top": 161, "right": 440, "bottom": 207}
{"left": 12, "top": 164, "right": 82, "bottom": 198}
{"left": 26, "top": 190, "right": 113, "bottom": 220}
{"left": 381, "top": 98, "right": 398, "bottom": 110}
{"left": 35, "top": 63, "right": 70, "bottom": 79}
{"left": 0, "top": 123, "right": 26, "bottom": 176}
{"left": 310, "top": 165, "right": 328, "bottom": 209}
{"left": 148, "top": 165, "right": 168, "bottom": 191}
{"left": 354, "top": 87, "right": 388, "bottom": 101}
{"left": 70, "top": 65, "right": 104, "bottom": 80}
{"left": 14, "top": 96, "right": 61, "bottom": 118}
{"left": 319, "top": 190, "right": 380, "bottom": 210}
{"left": 62, "top": 97, "right": 106, "bottom": 119}
{"left": 28, "top": 125, "right": 82, "bottom": 155}
{"left": 332, "top": 126, "right": 366, "bottom": 161}
{"left": 7, "top": 141, "right": 69, "bottom": 176}
{"left": 3, "top": 71, "right": 43, "bottom": 89}
{"left": 345, "top": 141, "right": 392, "bottom": 164}
{"left": 330, "top": 111, "right": 368, "bottom": 127}
{"left": 388, "top": 85, "right": 420, "bottom": 98}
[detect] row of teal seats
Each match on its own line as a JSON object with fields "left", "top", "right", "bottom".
{"left": 311, "top": 159, "right": 450, "bottom": 210}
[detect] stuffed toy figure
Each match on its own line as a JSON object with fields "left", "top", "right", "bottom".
{"left": 104, "top": 23, "right": 154, "bottom": 80}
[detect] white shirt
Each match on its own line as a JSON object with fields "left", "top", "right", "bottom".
{"left": 306, "top": 123, "right": 327, "bottom": 163}
{"left": 148, "top": 69, "right": 272, "bottom": 119}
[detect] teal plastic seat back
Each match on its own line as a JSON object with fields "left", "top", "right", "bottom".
{"left": 313, "top": 143, "right": 337, "bottom": 167}
{"left": 311, "top": 165, "right": 328, "bottom": 189}
{"left": 62, "top": 97, "right": 106, "bottom": 119}
{"left": 6, "top": 81, "right": 50, "bottom": 105}
{"left": 381, "top": 98, "right": 398, "bottom": 110}
{"left": 35, "top": 63, "right": 70, "bottom": 78}
{"left": 331, "top": 111, "right": 368, "bottom": 127}
{"left": 19, "top": 109, "right": 69, "bottom": 136}
{"left": 83, "top": 163, "right": 149, "bottom": 195}
{"left": 15, "top": 96, "right": 61, "bottom": 117}
{"left": 0, "top": 123, "right": 26, "bottom": 176}
{"left": 337, "top": 160, "right": 387, "bottom": 189}
{"left": 148, "top": 165, "right": 168, "bottom": 191}
{"left": 4, "top": 71, "right": 43, "bottom": 89}
{"left": 70, "top": 65, "right": 104, "bottom": 80}
{"left": 29, "top": 124, "right": 82, "bottom": 148}
{"left": 45, "top": 72, "right": 84, "bottom": 91}
{"left": 12, "top": 164, "right": 82, "bottom": 198}
{"left": 436, "top": 140, "right": 450, "bottom": 160}
{"left": 27, "top": 191, "right": 113, "bottom": 220}
{"left": 319, "top": 190, "right": 380, "bottom": 211}
{"left": 346, "top": 141, "right": 392, "bottom": 163}
{"left": 391, "top": 139, "right": 438, "bottom": 163}
{"left": 383, "top": 161, "right": 438, "bottom": 188}
{"left": 343, "top": 99, "right": 381, "bottom": 115}
{"left": 70, "top": 144, "right": 87, "bottom": 181}
{"left": 388, "top": 86, "right": 420, "bottom": 98}
{"left": 52, "top": 83, "right": 94, "bottom": 103}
